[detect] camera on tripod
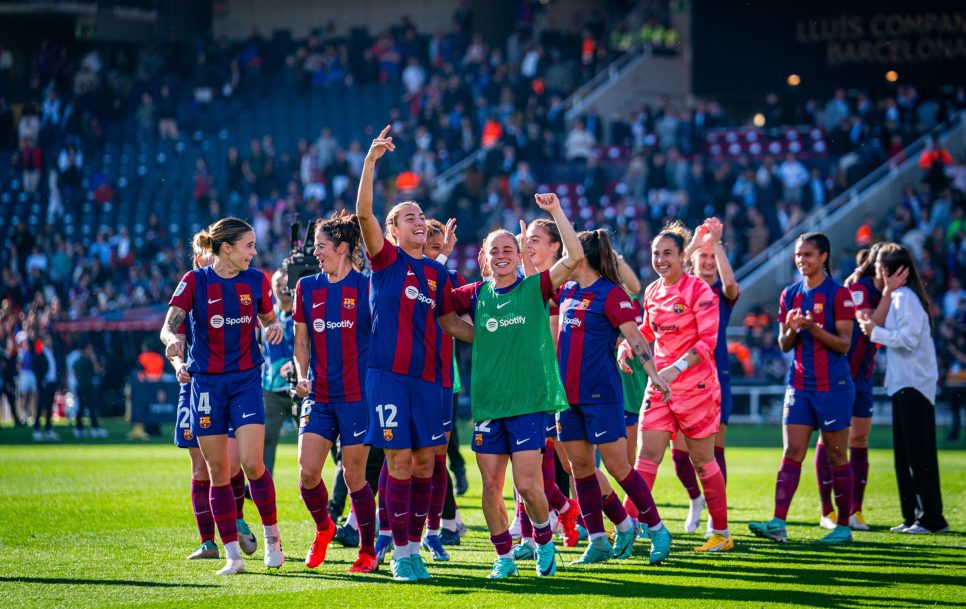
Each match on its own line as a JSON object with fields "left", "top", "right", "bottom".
{"left": 281, "top": 219, "right": 321, "bottom": 296}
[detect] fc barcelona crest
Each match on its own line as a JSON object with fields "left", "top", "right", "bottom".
{"left": 673, "top": 303, "right": 686, "bottom": 314}
{"left": 474, "top": 433, "right": 483, "bottom": 446}
{"left": 813, "top": 303, "right": 824, "bottom": 314}
{"left": 343, "top": 297, "right": 356, "bottom": 309}
{"left": 199, "top": 416, "right": 211, "bottom": 429}
{"left": 580, "top": 298, "right": 591, "bottom": 309}
{"left": 240, "top": 293, "right": 252, "bottom": 306}
{"left": 383, "top": 429, "right": 393, "bottom": 441}
{"left": 427, "top": 279, "right": 437, "bottom": 291}
{"left": 183, "top": 429, "right": 193, "bottom": 441}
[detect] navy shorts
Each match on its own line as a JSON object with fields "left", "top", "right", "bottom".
{"left": 624, "top": 411, "right": 640, "bottom": 428}
{"left": 365, "top": 368, "right": 446, "bottom": 450}
{"left": 544, "top": 412, "right": 558, "bottom": 439}
{"left": 175, "top": 383, "right": 197, "bottom": 448}
{"left": 718, "top": 371, "right": 733, "bottom": 426}
{"left": 853, "top": 387, "right": 874, "bottom": 419}
{"left": 442, "top": 388, "right": 454, "bottom": 433}
{"left": 782, "top": 381, "right": 855, "bottom": 432}
{"left": 300, "top": 397, "right": 369, "bottom": 445}
{"left": 556, "top": 402, "right": 627, "bottom": 444}
{"left": 190, "top": 368, "right": 263, "bottom": 437}
{"left": 472, "top": 413, "right": 548, "bottom": 454}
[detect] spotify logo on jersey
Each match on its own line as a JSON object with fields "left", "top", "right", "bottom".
{"left": 313, "top": 319, "right": 326, "bottom": 333}
{"left": 485, "top": 318, "right": 499, "bottom": 332}
{"left": 405, "top": 286, "right": 419, "bottom": 300}
{"left": 210, "top": 315, "right": 225, "bottom": 329}
{"left": 404, "top": 286, "right": 436, "bottom": 308}
{"left": 485, "top": 316, "right": 526, "bottom": 332}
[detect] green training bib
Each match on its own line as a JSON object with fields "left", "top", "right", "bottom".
{"left": 470, "top": 274, "right": 569, "bottom": 421}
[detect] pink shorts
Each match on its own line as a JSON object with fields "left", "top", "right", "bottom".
{"left": 640, "top": 387, "right": 721, "bottom": 439}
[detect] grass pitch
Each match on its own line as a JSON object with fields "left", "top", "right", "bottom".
{"left": 0, "top": 422, "right": 963, "bottom": 609}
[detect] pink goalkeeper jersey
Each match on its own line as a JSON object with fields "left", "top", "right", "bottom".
{"left": 641, "top": 273, "right": 719, "bottom": 395}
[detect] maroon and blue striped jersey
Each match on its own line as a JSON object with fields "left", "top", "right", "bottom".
{"left": 778, "top": 276, "right": 855, "bottom": 392}
{"left": 847, "top": 277, "right": 881, "bottom": 391}
{"left": 367, "top": 238, "right": 454, "bottom": 387}
{"left": 293, "top": 269, "right": 371, "bottom": 403}
{"left": 169, "top": 266, "right": 274, "bottom": 374}
{"left": 556, "top": 278, "right": 642, "bottom": 405}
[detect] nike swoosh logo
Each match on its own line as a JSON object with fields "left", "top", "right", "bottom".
{"left": 432, "top": 433, "right": 445, "bottom": 440}
{"left": 415, "top": 513, "right": 428, "bottom": 518}
{"left": 594, "top": 431, "right": 606, "bottom": 438}
{"left": 394, "top": 512, "right": 409, "bottom": 517}
{"left": 407, "top": 270, "right": 415, "bottom": 276}
{"left": 516, "top": 438, "right": 529, "bottom": 445}
{"left": 442, "top": 420, "right": 452, "bottom": 426}
{"left": 313, "top": 302, "right": 325, "bottom": 308}
{"left": 353, "top": 430, "right": 365, "bottom": 437}
{"left": 823, "top": 419, "right": 836, "bottom": 426}
{"left": 208, "top": 298, "right": 221, "bottom": 304}
{"left": 546, "top": 426, "right": 556, "bottom": 433}
{"left": 496, "top": 301, "right": 510, "bottom": 309}
{"left": 242, "top": 413, "right": 256, "bottom": 419}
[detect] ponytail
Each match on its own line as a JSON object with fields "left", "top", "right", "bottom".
{"left": 579, "top": 228, "right": 622, "bottom": 285}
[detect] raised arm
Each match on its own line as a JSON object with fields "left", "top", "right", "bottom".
{"left": 537, "top": 193, "right": 584, "bottom": 289}
{"left": 707, "top": 217, "right": 738, "bottom": 300}
{"left": 356, "top": 125, "right": 396, "bottom": 259}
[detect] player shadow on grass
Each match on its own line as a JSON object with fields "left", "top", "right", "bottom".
{"left": 0, "top": 576, "right": 215, "bottom": 588}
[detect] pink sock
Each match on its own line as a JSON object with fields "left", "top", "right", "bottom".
{"left": 635, "top": 456, "right": 660, "bottom": 490}
{"left": 697, "top": 460, "right": 728, "bottom": 531}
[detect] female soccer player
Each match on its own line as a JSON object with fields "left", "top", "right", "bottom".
{"left": 355, "top": 125, "right": 473, "bottom": 583}
{"left": 556, "top": 228, "right": 674, "bottom": 566}
{"left": 445, "top": 193, "right": 580, "bottom": 579}
{"left": 748, "top": 232, "right": 855, "bottom": 544}
{"left": 161, "top": 217, "right": 286, "bottom": 575}
{"left": 815, "top": 245, "right": 882, "bottom": 531}
{"left": 292, "top": 211, "right": 378, "bottom": 574}
{"left": 624, "top": 221, "right": 733, "bottom": 553}
{"left": 169, "top": 236, "right": 257, "bottom": 561}
{"left": 668, "top": 217, "right": 739, "bottom": 534}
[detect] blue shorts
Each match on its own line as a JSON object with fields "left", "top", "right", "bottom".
{"left": 300, "top": 398, "right": 369, "bottom": 445}
{"left": 175, "top": 383, "right": 197, "bottom": 448}
{"left": 782, "top": 382, "right": 855, "bottom": 432}
{"left": 190, "top": 368, "right": 264, "bottom": 437}
{"left": 556, "top": 402, "right": 627, "bottom": 444}
{"left": 365, "top": 368, "right": 447, "bottom": 450}
{"left": 543, "top": 412, "right": 558, "bottom": 439}
{"left": 442, "top": 388, "right": 454, "bottom": 433}
{"left": 624, "top": 411, "right": 640, "bottom": 428}
{"left": 853, "top": 387, "right": 874, "bottom": 419}
{"left": 472, "top": 413, "right": 548, "bottom": 454}
{"left": 718, "top": 371, "right": 733, "bottom": 426}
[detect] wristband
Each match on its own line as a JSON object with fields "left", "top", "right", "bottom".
{"left": 671, "top": 357, "right": 689, "bottom": 373}
{"left": 436, "top": 254, "right": 448, "bottom": 264}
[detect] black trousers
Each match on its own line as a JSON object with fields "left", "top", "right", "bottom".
{"left": 892, "top": 388, "right": 945, "bottom": 528}
{"left": 34, "top": 381, "right": 54, "bottom": 432}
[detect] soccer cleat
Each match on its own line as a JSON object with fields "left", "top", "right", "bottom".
{"left": 647, "top": 524, "right": 672, "bottom": 565}
{"left": 453, "top": 466, "right": 469, "bottom": 496}
{"left": 264, "top": 535, "right": 285, "bottom": 568}
{"left": 237, "top": 520, "right": 257, "bottom": 555}
{"left": 455, "top": 515, "right": 468, "bottom": 538}
{"left": 348, "top": 551, "right": 379, "bottom": 573}
{"left": 569, "top": 536, "right": 613, "bottom": 565}
{"left": 188, "top": 540, "right": 219, "bottom": 560}
{"left": 304, "top": 523, "right": 335, "bottom": 568}
{"left": 819, "top": 524, "right": 853, "bottom": 543}
{"left": 487, "top": 556, "right": 518, "bottom": 579}
{"left": 535, "top": 541, "right": 558, "bottom": 577}
{"left": 748, "top": 518, "right": 788, "bottom": 543}
{"left": 576, "top": 524, "right": 589, "bottom": 542}
{"left": 390, "top": 557, "right": 418, "bottom": 582}
{"left": 636, "top": 520, "right": 649, "bottom": 539}
{"left": 45, "top": 430, "right": 60, "bottom": 441}
{"left": 890, "top": 523, "right": 912, "bottom": 532}
{"left": 421, "top": 534, "right": 450, "bottom": 561}
{"left": 903, "top": 523, "right": 950, "bottom": 535}
{"left": 694, "top": 533, "right": 734, "bottom": 552}
{"left": 375, "top": 534, "right": 393, "bottom": 560}
{"left": 819, "top": 513, "right": 837, "bottom": 530}
{"left": 508, "top": 515, "right": 521, "bottom": 541}
{"left": 439, "top": 528, "right": 461, "bottom": 546}
{"left": 684, "top": 495, "right": 706, "bottom": 533}
{"left": 849, "top": 512, "right": 870, "bottom": 531}
{"left": 334, "top": 524, "right": 360, "bottom": 547}
{"left": 216, "top": 557, "right": 246, "bottom": 575}
{"left": 410, "top": 553, "right": 431, "bottom": 580}
{"left": 90, "top": 427, "right": 109, "bottom": 438}
{"left": 512, "top": 541, "right": 537, "bottom": 560}
{"left": 612, "top": 523, "right": 636, "bottom": 559}
{"left": 32, "top": 430, "right": 44, "bottom": 442}
{"left": 558, "top": 499, "right": 580, "bottom": 547}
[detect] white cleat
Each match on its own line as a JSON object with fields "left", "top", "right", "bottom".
{"left": 819, "top": 514, "right": 837, "bottom": 530}
{"left": 684, "top": 495, "right": 706, "bottom": 533}
{"left": 704, "top": 515, "right": 715, "bottom": 538}
{"left": 216, "top": 558, "right": 246, "bottom": 575}
{"left": 264, "top": 536, "right": 285, "bottom": 569}
{"left": 508, "top": 515, "right": 521, "bottom": 540}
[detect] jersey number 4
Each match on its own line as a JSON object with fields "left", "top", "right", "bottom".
{"left": 194, "top": 391, "right": 212, "bottom": 414}
{"left": 376, "top": 403, "right": 398, "bottom": 428}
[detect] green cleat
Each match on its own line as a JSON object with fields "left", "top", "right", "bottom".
{"left": 647, "top": 523, "right": 672, "bottom": 565}
{"left": 187, "top": 540, "right": 219, "bottom": 560}
{"left": 612, "top": 523, "right": 636, "bottom": 559}
{"left": 410, "top": 553, "right": 431, "bottom": 579}
{"left": 488, "top": 556, "right": 518, "bottom": 579}
{"left": 569, "top": 536, "right": 613, "bottom": 565}
{"left": 390, "top": 557, "right": 419, "bottom": 582}
{"left": 819, "top": 524, "right": 853, "bottom": 543}
{"left": 576, "top": 524, "right": 589, "bottom": 541}
{"left": 748, "top": 517, "right": 788, "bottom": 543}
{"left": 535, "top": 542, "right": 558, "bottom": 577}
{"left": 512, "top": 541, "right": 536, "bottom": 560}
{"left": 236, "top": 519, "right": 257, "bottom": 555}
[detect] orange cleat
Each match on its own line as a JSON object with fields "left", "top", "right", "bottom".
{"left": 348, "top": 550, "right": 379, "bottom": 574}
{"left": 305, "top": 521, "right": 336, "bottom": 568}
{"left": 559, "top": 498, "right": 580, "bottom": 548}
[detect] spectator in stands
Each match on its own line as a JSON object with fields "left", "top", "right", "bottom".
{"left": 15, "top": 330, "right": 37, "bottom": 431}
{"left": 136, "top": 92, "right": 156, "bottom": 140}
{"left": 157, "top": 83, "right": 179, "bottom": 140}
{"left": 565, "top": 118, "right": 596, "bottom": 163}
{"left": 778, "top": 153, "right": 808, "bottom": 204}
{"left": 19, "top": 139, "right": 42, "bottom": 194}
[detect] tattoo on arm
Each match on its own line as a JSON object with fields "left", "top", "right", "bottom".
{"left": 688, "top": 348, "right": 698, "bottom": 358}
{"left": 632, "top": 341, "right": 652, "bottom": 363}
{"left": 163, "top": 308, "right": 186, "bottom": 344}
